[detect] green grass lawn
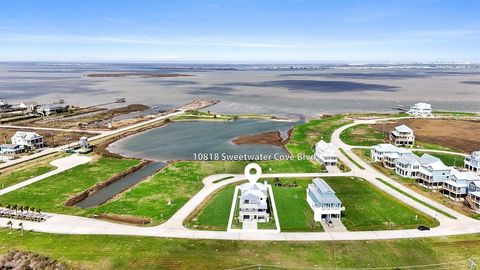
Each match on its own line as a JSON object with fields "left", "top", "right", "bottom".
{"left": 87, "top": 161, "right": 246, "bottom": 225}
{"left": 340, "top": 124, "right": 386, "bottom": 146}
{"left": 271, "top": 179, "right": 323, "bottom": 231}
{"left": 186, "top": 184, "right": 237, "bottom": 230}
{"left": 286, "top": 115, "right": 352, "bottom": 156}
{"left": 339, "top": 148, "right": 365, "bottom": 170}
{"left": 323, "top": 177, "right": 438, "bottom": 231}
{"left": 0, "top": 164, "right": 54, "bottom": 189}
{"left": 1, "top": 231, "right": 479, "bottom": 270}
{"left": 188, "top": 178, "right": 322, "bottom": 232}
{"left": 414, "top": 151, "right": 465, "bottom": 167}
{"left": 189, "top": 176, "right": 436, "bottom": 232}
{"left": 0, "top": 158, "right": 141, "bottom": 216}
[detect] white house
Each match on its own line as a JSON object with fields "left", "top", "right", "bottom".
{"left": 416, "top": 155, "right": 452, "bottom": 189}
{"left": 407, "top": 102, "right": 432, "bottom": 117}
{"left": 465, "top": 151, "right": 480, "bottom": 174}
{"left": 395, "top": 153, "right": 421, "bottom": 178}
{"left": 19, "top": 101, "right": 38, "bottom": 113}
{"left": 389, "top": 124, "right": 415, "bottom": 147}
{"left": 314, "top": 140, "right": 337, "bottom": 166}
{"left": 442, "top": 169, "right": 480, "bottom": 201}
{"left": 11, "top": 131, "right": 44, "bottom": 149}
{"left": 0, "top": 144, "right": 25, "bottom": 155}
{"left": 238, "top": 181, "right": 270, "bottom": 223}
{"left": 36, "top": 104, "right": 68, "bottom": 116}
{"left": 371, "top": 144, "right": 412, "bottom": 169}
{"left": 307, "top": 178, "right": 343, "bottom": 221}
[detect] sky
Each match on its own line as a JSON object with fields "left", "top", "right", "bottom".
{"left": 0, "top": 0, "right": 479, "bottom": 62}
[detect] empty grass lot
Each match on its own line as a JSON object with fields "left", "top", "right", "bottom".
{"left": 1, "top": 230, "right": 479, "bottom": 270}
{"left": 286, "top": 115, "right": 352, "bottom": 156}
{"left": 340, "top": 124, "right": 386, "bottom": 146}
{"left": 323, "top": 177, "right": 438, "bottom": 231}
{"left": 186, "top": 184, "right": 237, "bottom": 230}
{"left": 0, "top": 158, "right": 141, "bottom": 216}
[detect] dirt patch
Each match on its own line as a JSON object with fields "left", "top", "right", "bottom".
{"left": 372, "top": 119, "right": 480, "bottom": 152}
{"left": 94, "top": 213, "right": 151, "bottom": 225}
{"left": 0, "top": 250, "right": 69, "bottom": 270}
{"left": 232, "top": 131, "right": 284, "bottom": 147}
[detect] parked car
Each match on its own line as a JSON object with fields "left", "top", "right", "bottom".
{"left": 417, "top": 225, "right": 430, "bottom": 231}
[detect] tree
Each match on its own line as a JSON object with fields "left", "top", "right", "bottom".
{"left": 7, "top": 220, "right": 13, "bottom": 233}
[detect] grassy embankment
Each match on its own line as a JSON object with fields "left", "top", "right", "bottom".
{"left": 0, "top": 230, "right": 479, "bottom": 270}
{"left": 354, "top": 148, "right": 478, "bottom": 219}
{"left": 171, "top": 110, "right": 279, "bottom": 121}
{"left": 188, "top": 177, "right": 437, "bottom": 232}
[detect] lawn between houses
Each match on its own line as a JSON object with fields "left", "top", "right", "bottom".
{"left": 187, "top": 177, "right": 437, "bottom": 232}
{"left": 1, "top": 231, "right": 479, "bottom": 270}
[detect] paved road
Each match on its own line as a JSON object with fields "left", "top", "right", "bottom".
{"left": 0, "top": 124, "right": 106, "bottom": 134}
{"left": 0, "top": 155, "right": 92, "bottom": 196}
{"left": 0, "top": 109, "right": 185, "bottom": 170}
{"left": 1, "top": 116, "right": 479, "bottom": 241}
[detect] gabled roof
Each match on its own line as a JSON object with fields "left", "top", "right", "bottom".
{"left": 242, "top": 190, "right": 267, "bottom": 200}
{"left": 419, "top": 154, "right": 441, "bottom": 166}
{"left": 395, "top": 124, "right": 413, "bottom": 133}
{"left": 12, "top": 131, "right": 42, "bottom": 140}
{"left": 412, "top": 102, "right": 432, "bottom": 109}
{"left": 470, "top": 151, "right": 480, "bottom": 161}
{"left": 313, "top": 178, "right": 335, "bottom": 194}
{"left": 315, "top": 140, "right": 335, "bottom": 154}
{"left": 397, "top": 153, "right": 420, "bottom": 165}
{"left": 450, "top": 169, "right": 480, "bottom": 182}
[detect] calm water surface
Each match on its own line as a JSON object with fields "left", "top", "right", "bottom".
{"left": 107, "top": 119, "right": 297, "bottom": 161}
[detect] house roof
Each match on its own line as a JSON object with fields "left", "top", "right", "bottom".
{"left": 424, "top": 161, "right": 451, "bottom": 171}
{"left": 397, "top": 153, "right": 420, "bottom": 165}
{"left": 412, "top": 102, "right": 432, "bottom": 109}
{"left": 242, "top": 190, "right": 267, "bottom": 200}
{"left": 0, "top": 144, "right": 22, "bottom": 149}
{"left": 239, "top": 182, "right": 268, "bottom": 197}
{"left": 470, "top": 151, "right": 480, "bottom": 161}
{"left": 315, "top": 140, "right": 335, "bottom": 155}
{"left": 419, "top": 154, "right": 441, "bottom": 166}
{"left": 313, "top": 178, "right": 335, "bottom": 193}
{"left": 308, "top": 178, "right": 342, "bottom": 205}
{"left": 450, "top": 169, "right": 480, "bottom": 182}
{"left": 395, "top": 124, "right": 413, "bottom": 133}
{"left": 373, "top": 144, "right": 411, "bottom": 155}
{"left": 12, "top": 131, "right": 42, "bottom": 140}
